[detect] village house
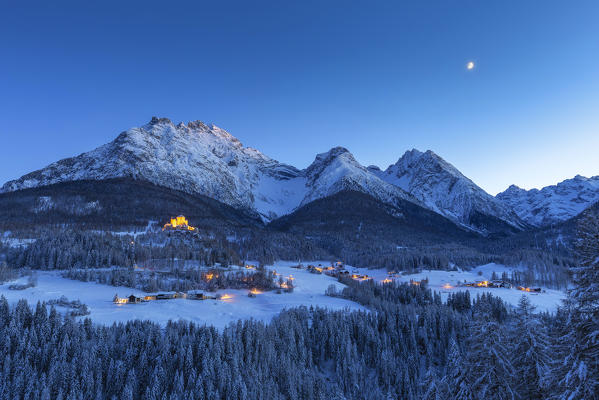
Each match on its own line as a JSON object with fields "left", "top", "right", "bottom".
{"left": 307, "top": 265, "right": 323, "bottom": 274}
{"left": 128, "top": 294, "right": 143, "bottom": 304}
{"left": 189, "top": 292, "right": 218, "bottom": 300}
{"left": 113, "top": 294, "right": 128, "bottom": 304}
{"left": 490, "top": 280, "right": 513, "bottom": 289}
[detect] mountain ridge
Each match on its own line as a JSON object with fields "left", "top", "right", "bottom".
{"left": 5, "top": 116, "right": 592, "bottom": 235}
{"left": 0, "top": 118, "right": 417, "bottom": 224}
{"left": 496, "top": 175, "right": 599, "bottom": 226}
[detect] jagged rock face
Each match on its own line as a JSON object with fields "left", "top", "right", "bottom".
{"left": 373, "top": 149, "right": 526, "bottom": 232}
{"left": 496, "top": 175, "right": 599, "bottom": 226}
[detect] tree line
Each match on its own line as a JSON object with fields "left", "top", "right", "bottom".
{"left": 1, "top": 225, "right": 572, "bottom": 289}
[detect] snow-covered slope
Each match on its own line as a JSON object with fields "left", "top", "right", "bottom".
{"left": 496, "top": 175, "right": 599, "bottom": 226}
{"left": 1, "top": 117, "right": 306, "bottom": 221}
{"left": 372, "top": 149, "right": 526, "bottom": 232}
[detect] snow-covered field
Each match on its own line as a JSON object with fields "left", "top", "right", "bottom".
{"left": 348, "top": 262, "right": 566, "bottom": 312}
{"left": 0, "top": 261, "right": 566, "bottom": 329}
{"left": 0, "top": 262, "right": 365, "bottom": 329}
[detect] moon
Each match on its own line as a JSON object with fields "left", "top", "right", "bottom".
{"left": 466, "top": 61, "right": 475, "bottom": 70}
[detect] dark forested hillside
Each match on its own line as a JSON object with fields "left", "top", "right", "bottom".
{"left": 0, "top": 181, "right": 590, "bottom": 282}
{"left": 0, "top": 182, "right": 581, "bottom": 273}
{"left": 0, "top": 178, "right": 262, "bottom": 231}
{"left": 269, "top": 190, "right": 476, "bottom": 245}
{"left": 268, "top": 190, "right": 485, "bottom": 268}
{"left": 267, "top": 190, "right": 575, "bottom": 273}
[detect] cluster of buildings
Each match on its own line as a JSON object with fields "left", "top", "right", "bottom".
{"left": 299, "top": 262, "right": 374, "bottom": 282}
{"left": 113, "top": 291, "right": 227, "bottom": 304}
{"left": 461, "top": 279, "right": 512, "bottom": 289}
{"left": 458, "top": 279, "right": 543, "bottom": 293}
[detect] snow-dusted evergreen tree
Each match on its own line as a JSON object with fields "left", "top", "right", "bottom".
{"left": 445, "top": 338, "right": 473, "bottom": 400}
{"left": 546, "top": 296, "right": 574, "bottom": 396}
{"left": 464, "top": 304, "right": 516, "bottom": 399}
{"left": 554, "top": 208, "right": 599, "bottom": 399}
{"left": 510, "top": 295, "right": 550, "bottom": 399}
{"left": 419, "top": 367, "right": 447, "bottom": 400}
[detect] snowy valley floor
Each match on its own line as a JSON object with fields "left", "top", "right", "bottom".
{"left": 0, "top": 261, "right": 565, "bottom": 328}
{"left": 0, "top": 262, "right": 365, "bottom": 329}
{"left": 349, "top": 262, "right": 566, "bottom": 313}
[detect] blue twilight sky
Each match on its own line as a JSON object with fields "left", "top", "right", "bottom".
{"left": 1, "top": 1, "right": 598, "bottom": 195}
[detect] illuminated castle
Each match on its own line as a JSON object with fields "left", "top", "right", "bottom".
{"left": 162, "top": 215, "right": 196, "bottom": 231}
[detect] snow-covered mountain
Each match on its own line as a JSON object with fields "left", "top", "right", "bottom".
{"left": 371, "top": 149, "right": 526, "bottom": 232}
{"left": 1, "top": 117, "right": 306, "bottom": 221}
{"left": 1, "top": 117, "right": 414, "bottom": 222}
{"left": 302, "top": 147, "right": 414, "bottom": 207}
{"left": 496, "top": 175, "right": 599, "bottom": 226}
{"left": 1, "top": 117, "right": 540, "bottom": 233}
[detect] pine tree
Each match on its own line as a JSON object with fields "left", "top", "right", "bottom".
{"left": 465, "top": 309, "right": 516, "bottom": 399}
{"left": 420, "top": 367, "right": 447, "bottom": 400}
{"left": 445, "top": 338, "right": 474, "bottom": 400}
{"left": 510, "top": 295, "right": 550, "bottom": 399}
{"left": 555, "top": 209, "right": 599, "bottom": 399}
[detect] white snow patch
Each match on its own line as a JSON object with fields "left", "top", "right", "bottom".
{"left": 252, "top": 175, "right": 307, "bottom": 220}
{"left": 1, "top": 237, "right": 36, "bottom": 248}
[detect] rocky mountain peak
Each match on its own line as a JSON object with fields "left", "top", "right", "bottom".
{"left": 149, "top": 116, "right": 173, "bottom": 126}
{"left": 497, "top": 184, "right": 528, "bottom": 198}
{"left": 137, "top": 117, "right": 245, "bottom": 151}
{"left": 305, "top": 147, "right": 363, "bottom": 181}
{"left": 376, "top": 148, "right": 524, "bottom": 232}
{"left": 186, "top": 120, "right": 211, "bottom": 131}
{"left": 313, "top": 146, "right": 353, "bottom": 162}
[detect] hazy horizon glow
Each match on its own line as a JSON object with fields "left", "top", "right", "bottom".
{"left": 1, "top": 1, "right": 598, "bottom": 195}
